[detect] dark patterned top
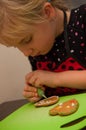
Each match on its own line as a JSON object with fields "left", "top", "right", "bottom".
{"left": 28, "top": 4, "right": 86, "bottom": 97}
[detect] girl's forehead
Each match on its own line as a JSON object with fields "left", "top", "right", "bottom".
{"left": 1, "top": 20, "right": 42, "bottom": 47}
{"left": 1, "top": 24, "right": 36, "bottom": 46}
{"left": 1, "top": 33, "right": 30, "bottom": 47}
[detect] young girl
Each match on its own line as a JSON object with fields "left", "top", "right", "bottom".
{"left": 0, "top": 0, "right": 86, "bottom": 102}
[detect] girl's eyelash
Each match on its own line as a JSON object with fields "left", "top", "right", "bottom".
{"left": 24, "top": 37, "right": 32, "bottom": 44}
{"left": 20, "top": 37, "right": 32, "bottom": 45}
{"left": 29, "top": 37, "right": 32, "bottom": 42}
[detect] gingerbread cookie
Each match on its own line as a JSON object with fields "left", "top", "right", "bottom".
{"left": 34, "top": 96, "right": 59, "bottom": 107}
{"left": 49, "top": 99, "right": 79, "bottom": 116}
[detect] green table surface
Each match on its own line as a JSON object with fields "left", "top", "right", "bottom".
{"left": 0, "top": 93, "right": 86, "bottom": 130}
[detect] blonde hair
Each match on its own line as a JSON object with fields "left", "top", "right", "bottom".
{"left": 0, "top": 0, "right": 70, "bottom": 46}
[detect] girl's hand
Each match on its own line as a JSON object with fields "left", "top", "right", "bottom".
{"left": 25, "top": 70, "right": 58, "bottom": 88}
{"left": 23, "top": 84, "right": 41, "bottom": 103}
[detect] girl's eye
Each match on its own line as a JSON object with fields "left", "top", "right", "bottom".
{"left": 19, "top": 36, "right": 33, "bottom": 46}
{"left": 24, "top": 37, "right": 32, "bottom": 44}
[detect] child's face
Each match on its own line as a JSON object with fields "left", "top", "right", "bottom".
{"left": 3, "top": 2, "right": 58, "bottom": 57}
{"left": 8, "top": 20, "right": 57, "bottom": 57}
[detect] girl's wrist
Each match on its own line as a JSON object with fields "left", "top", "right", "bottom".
{"left": 52, "top": 72, "right": 62, "bottom": 88}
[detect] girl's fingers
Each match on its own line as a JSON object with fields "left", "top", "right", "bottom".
{"left": 25, "top": 72, "right": 41, "bottom": 87}
{"left": 23, "top": 91, "right": 38, "bottom": 98}
{"left": 25, "top": 72, "right": 34, "bottom": 83}
{"left": 24, "top": 85, "right": 37, "bottom": 92}
{"left": 23, "top": 83, "right": 45, "bottom": 103}
{"left": 27, "top": 77, "right": 38, "bottom": 87}
{"left": 27, "top": 97, "right": 41, "bottom": 103}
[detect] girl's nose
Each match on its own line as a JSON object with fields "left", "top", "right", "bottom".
{"left": 19, "top": 48, "right": 33, "bottom": 57}
{"left": 23, "top": 49, "right": 33, "bottom": 57}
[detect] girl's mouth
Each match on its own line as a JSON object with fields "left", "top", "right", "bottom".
{"left": 32, "top": 52, "right": 41, "bottom": 57}
{"left": 35, "top": 52, "right": 41, "bottom": 56}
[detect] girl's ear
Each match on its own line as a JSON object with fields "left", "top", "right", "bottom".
{"left": 42, "top": 2, "right": 56, "bottom": 20}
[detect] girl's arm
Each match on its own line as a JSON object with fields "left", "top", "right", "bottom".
{"left": 56, "top": 70, "right": 86, "bottom": 89}
{"left": 25, "top": 70, "right": 86, "bottom": 89}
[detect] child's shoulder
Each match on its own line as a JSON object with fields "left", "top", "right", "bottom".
{"left": 77, "top": 4, "right": 86, "bottom": 24}
{"left": 72, "top": 4, "right": 86, "bottom": 16}
{"left": 71, "top": 4, "right": 86, "bottom": 26}
{"left": 78, "top": 4, "right": 86, "bottom": 14}
{"left": 79, "top": 4, "right": 86, "bottom": 10}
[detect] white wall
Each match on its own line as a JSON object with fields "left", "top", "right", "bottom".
{"left": 0, "top": 45, "right": 31, "bottom": 103}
